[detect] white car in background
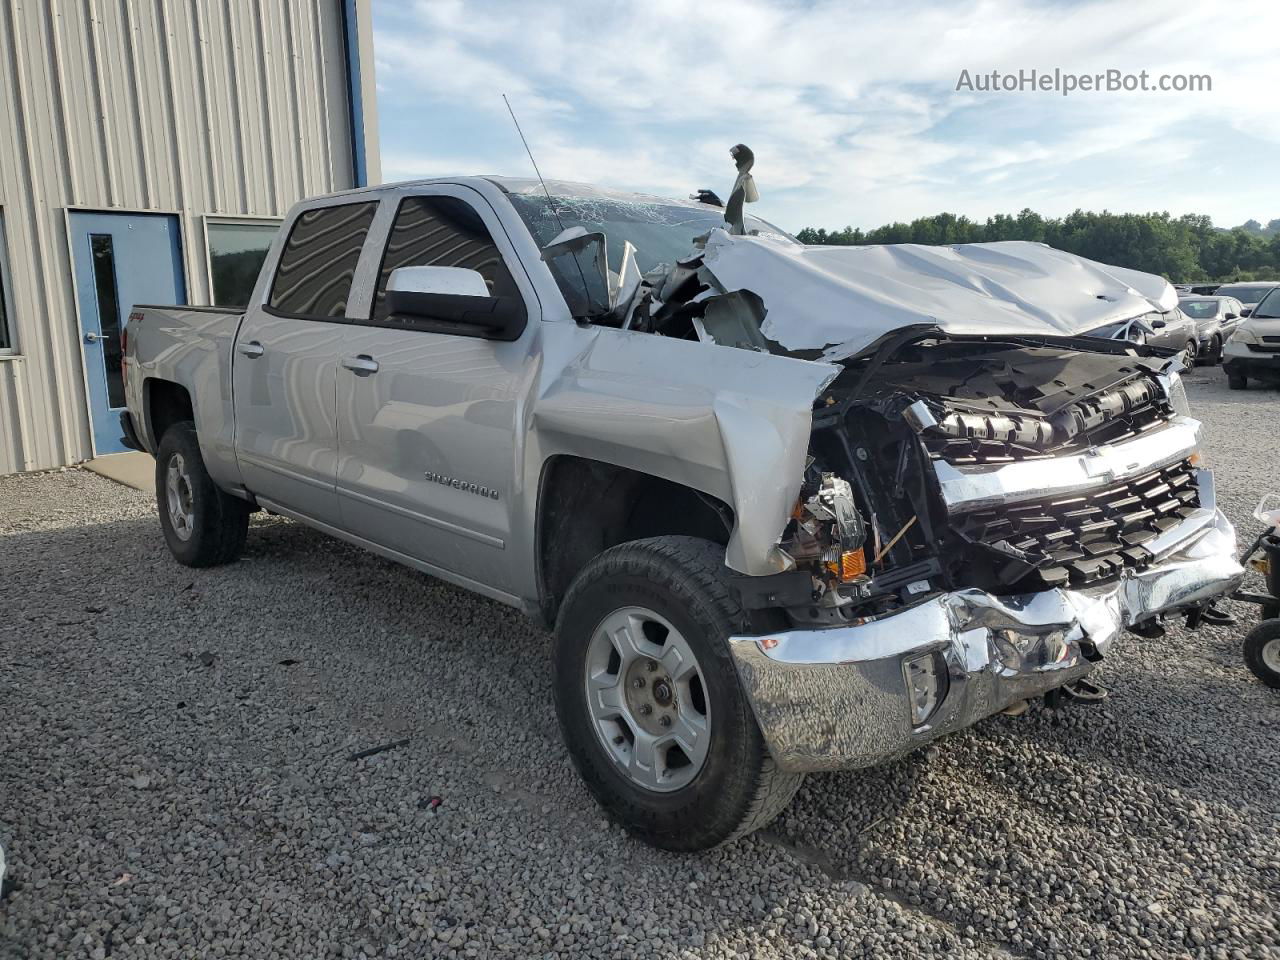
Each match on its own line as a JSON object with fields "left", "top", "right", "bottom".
{"left": 1224, "top": 287, "right": 1280, "bottom": 390}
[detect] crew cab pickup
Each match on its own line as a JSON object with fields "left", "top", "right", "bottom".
{"left": 123, "top": 163, "right": 1243, "bottom": 850}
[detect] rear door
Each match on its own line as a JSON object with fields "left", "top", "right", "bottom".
{"left": 69, "top": 211, "right": 185, "bottom": 455}
{"left": 332, "top": 186, "right": 537, "bottom": 593}
{"left": 232, "top": 199, "right": 380, "bottom": 525}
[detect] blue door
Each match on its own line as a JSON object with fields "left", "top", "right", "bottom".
{"left": 69, "top": 211, "right": 185, "bottom": 454}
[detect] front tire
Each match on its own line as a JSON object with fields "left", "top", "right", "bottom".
{"left": 553, "top": 537, "right": 803, "bottom": 850}
{"left": 1228, "top": 370, "right": 1248, "bottom": 390}
{"left": 1208, "top": 334, "right": 1223, "bottom": 366}
{"left": 155, "top": 421, "right": 250, "bottom": 567}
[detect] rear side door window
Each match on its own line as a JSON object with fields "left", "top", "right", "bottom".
{"left": 372, "top": 195, "right": 520, "bottom": 322}
{"left": 269, "top": 201, "right": 379, "bottom": 318}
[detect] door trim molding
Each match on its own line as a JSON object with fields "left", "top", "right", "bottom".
{"left": 238, "top": 452, "right": 335, "bottom": 493}
{"left": 336, "top": 482, "right": 505, "bottom": 549}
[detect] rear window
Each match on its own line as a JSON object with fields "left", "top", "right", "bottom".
{"left": 1178, "top": 300, "right": 1218, "bottom": 319}
{"left": 269, "top": 201, "right": 379, "bottom": 318}
{"left": 1216, "top": 284, "right": 1278, "bottom": 304}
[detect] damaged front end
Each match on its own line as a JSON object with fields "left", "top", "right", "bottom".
{"left": 498, "top": 151, "right": 1243, "bottom": 772}
{"left": 728, "top": 332, "right": 1242, "bottom": 771}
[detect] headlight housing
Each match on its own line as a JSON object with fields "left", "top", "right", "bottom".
{"left": 1229, "top": 326, "right": 1259, "bottom": 344}
{"left": 1164, "top": 371, "right": 1191, "bottom": 417}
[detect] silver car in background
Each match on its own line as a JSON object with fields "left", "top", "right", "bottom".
{"left": 1087, "top": 307, "right": 1199, "bottom": 364}
{"left": 1178, "top": 296, "right": 1246, "bottom": 365}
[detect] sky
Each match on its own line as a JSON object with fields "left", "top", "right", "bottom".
{"left": 370, "top": 0, "right": 1280, "bottom": 235}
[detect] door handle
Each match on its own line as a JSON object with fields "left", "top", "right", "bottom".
{"left": 237, "top": 340, "right": 265, "bottom": 359}
{"left": 84, "top": 332, "right": 110, "bottom": 343}
{"left": 341, "top": 354, "right": 379, "bottom": 376}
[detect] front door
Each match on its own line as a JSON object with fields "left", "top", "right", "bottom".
{"left": 69, "top": 211, "right": 185, "bottom": 455}
{"left": 334, "top": 190, "right": 534, "bottom": 593}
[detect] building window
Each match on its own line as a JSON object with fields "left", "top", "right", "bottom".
{"left": 89, "top": 235, "right": 126, "bottom": 408}
{"left": 207, "top": 220, "right": 280, "bottom": 307}
{"left": 269, "top": 201, "right": 378, "bottom": 318}
{"left": 0, "top": 210, "right": 12, "bottom": 351}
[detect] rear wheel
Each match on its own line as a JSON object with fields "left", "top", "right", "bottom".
{"left": 155, "top": 421, "right": 251, "bottom": 567}
{"left": 553, "top": 536, "right": 803, "bottom": 850}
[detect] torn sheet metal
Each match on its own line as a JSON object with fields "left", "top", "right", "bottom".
{"left": 698, "top": 229, "right": 1179, "bottom": 361}
{"left": 532, "top": 322, "right": 840, "bottom": 575}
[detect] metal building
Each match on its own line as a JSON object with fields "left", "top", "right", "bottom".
{"left": 0, "top": 0, "right": 380, "bottom": 474}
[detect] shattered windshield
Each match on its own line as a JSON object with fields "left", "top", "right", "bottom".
{"left": 507, "top": 193, "right": 796, "bottom": 308}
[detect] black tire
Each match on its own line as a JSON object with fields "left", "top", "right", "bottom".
{"left": 1183, "top": 340, "right": 1198, "bottom": 368}
{"left": 155, "top": 421, "right": 251, "bottom": 567}
{"left": 1243, "top": 619, "right": 1280, "bottom": 689}
{"left": 553, "top": 536, "right": 803, "bottom": 850}
{"left": 1227, "top": 370, "right": 1248, "bottom": 390}
{"left": 1208, "top": 334, "right": 1223, "bottom": 366}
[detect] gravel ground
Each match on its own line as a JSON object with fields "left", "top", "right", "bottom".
{"left": 2, "top": 369, "right": 1278, "bottom": 960}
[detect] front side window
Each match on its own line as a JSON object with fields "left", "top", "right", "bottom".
{"left": 269, "top": 201, "right": 378, "bottom": 318}
{"left": 373, "top": 195, "right": 517, "bottom": 320}
{"left": 208, "top": 221, "right": 280, "bottom": 307}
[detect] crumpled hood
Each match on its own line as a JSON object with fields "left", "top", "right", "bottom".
{"left": 699, "top": 231, "right": 1178, "bottom": 361}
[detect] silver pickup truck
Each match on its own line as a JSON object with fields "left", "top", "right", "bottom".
{"left": 122, "top": 163, "right": 1243, "bottom": 850}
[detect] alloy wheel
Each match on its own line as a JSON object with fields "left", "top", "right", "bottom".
{"left": 583, "top": 606, "right": 711, "bottom": 792}
{"left": 165, "top": 453, "right": 196, "bottom": 541}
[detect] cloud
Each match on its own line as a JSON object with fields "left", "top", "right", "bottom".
{"left": 372, "top": 0, "right": 1280, "bottom": 230}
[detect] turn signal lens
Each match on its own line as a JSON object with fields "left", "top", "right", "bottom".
{"left": 826, "top": 549, "right": 867, "bottom": 581}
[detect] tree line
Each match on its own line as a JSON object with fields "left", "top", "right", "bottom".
{"left": 794, "top": 211, "right": 1280, "bottom": 282}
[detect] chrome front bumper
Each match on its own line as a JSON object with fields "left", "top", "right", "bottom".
{"left": 728, "top": 499, "right": 1243, "bottom": 774}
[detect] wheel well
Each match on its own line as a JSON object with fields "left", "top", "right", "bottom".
{"left": 145, "top": 379, "right": 194, "bottom": 446}
{"left": 536, "top": 456, "right": 734, "bottom": 627}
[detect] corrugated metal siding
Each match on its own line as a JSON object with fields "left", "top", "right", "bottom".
{"left": 0, "top": 0, "right": 367, "bottom": 473}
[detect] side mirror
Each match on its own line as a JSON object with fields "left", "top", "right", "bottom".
{"left": 385, "top": 266, "right": 526, "bottom": 341}
{"left": 1241, "top": 308, "right": 1253, "bottom": 317}
{"left": 1225, "top": 313, "right": 1238, "bottom": 320}
{"left": 1151, "top": 318, "right": 1167, "bottom": 329}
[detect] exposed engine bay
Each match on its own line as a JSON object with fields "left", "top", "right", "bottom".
{"left": 766, "top": 336, "right": 1196, "bottom": 626}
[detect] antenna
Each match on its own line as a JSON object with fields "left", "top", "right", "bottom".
{"left": 503, "top": 94, "right": 568, "bottom": 235}
{"left": 503, "top": 94, "right": 596, "bottom": 313}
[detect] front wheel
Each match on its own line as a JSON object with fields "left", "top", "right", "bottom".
{"left": 1208, "top": 334, "right": 1223, "bottom": 366}
{"left": 553, "top": 537, "right": 803, "bottom": 851}
{"left": 1243, "top": 620, "right": 1280, "bottom": 688}
{"left": 1228, "top": 370, "right": 1248, "bottom": 390}
{"left": 155, "top": 421, "right": 251, "bottom": 567}
{"left": 1183, "top": 340, "right": 1198, "bottom": 368}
